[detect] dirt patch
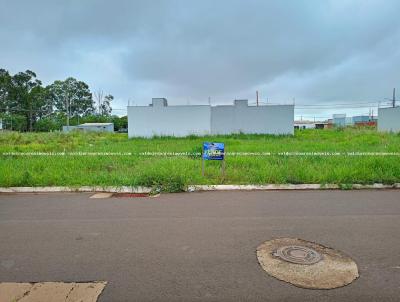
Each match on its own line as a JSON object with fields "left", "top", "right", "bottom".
{"left": 0, "top": 281, "right": 106, "bottom": 302}
{"left": 256, "top": 238, "right": 359, "bottom": 289}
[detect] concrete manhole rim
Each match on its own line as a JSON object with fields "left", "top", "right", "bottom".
{"left": 258, "top": 237, "right": 358, "bottom": 264}
{"left": 256, "top": 237, "right": 359, "bottom": 290}
{"left": 272, "top": 245, "right": 323, "bottom": 265}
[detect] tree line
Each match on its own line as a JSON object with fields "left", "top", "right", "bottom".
{"left": 0, "top": 68, "right": 127, "bottom": 132}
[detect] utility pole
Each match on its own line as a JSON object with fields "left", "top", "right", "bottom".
{"left": 29, "top": 103, "right": 33, "bottom": 132}
{"left": 208, "top": 96, "right": 211, "bottom": 105}
{"left": 7, "top": 105, "right": 12, "bottom": 130}
{"left": 256, "top": 91, "right": 259, "bottom": 106}
{"left": 393, "top": 88, "right": 396, "bottom": 108}
{"left": 66, "top": 97, "right": 70, "bottom": 127}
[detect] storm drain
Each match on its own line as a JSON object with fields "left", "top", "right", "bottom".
{"left": 257, "top": 238, "right": 359, "bottom": 289}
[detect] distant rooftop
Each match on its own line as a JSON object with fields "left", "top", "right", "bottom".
{"left": 294, "top": 120, "right": 327, "bottom": 124}
{"left": 79, "top": 123, "right": 113, "bottom": 126}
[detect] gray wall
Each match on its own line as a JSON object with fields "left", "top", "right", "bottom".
{"left": 378, "top": 107, "right": 400, "bottom": 132}
{"left": 85, "top": 124, "right": 114, "bottom": 133}
{"left": 128, "top": 99, "right": 294, "bottom": 137}
{"left": 63, "top": 124, "right": 114, "bottom": 133}
{"left": 128, "top": 105, "right": 211, "bottom": 137}
{"left": 211, "top": 104, "right": 294, "bottom": 135}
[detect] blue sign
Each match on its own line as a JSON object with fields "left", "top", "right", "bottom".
{"left": 203, "top": 142, "right": 225, "bottom": 160}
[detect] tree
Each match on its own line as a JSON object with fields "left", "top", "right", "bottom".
{"left": 0, "top": 113, "right": 27, "bottom": 131}
{"left": 8, "top": 70, "right": 45, "bottom": 131}
{"left": 94, "top": 89, "right": 104, "bottom": 115}
{"left": 0, "top": 68, "right": 116, "bottom": 132}
{"left": 100, "top": 94, "right": 113, "bottom": 116}
{"left": 94, "top": 89, "right": 113, "bottom": 116}
{"left": 47, "top": 77, "right": 94, "bottom": 125}
{"left": 33, "top": 113, "right": 64, "bottom": 132}
{"left": 111, "top": 115, "right": 127, "bottom": 131}
{"left": 35, "top": 86, "right": 54, "bottom": 120}
{"left": 0, "top": 69, "right": 12, "bottom": 110}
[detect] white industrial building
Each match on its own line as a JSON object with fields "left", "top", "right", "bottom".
{"left": 331, "top": 114, "right": 377, "bottom": 127}
{"left": 378, "top": 107, "right": 400, "bottom": 132}
{"left": 128, "top": 98, "right": 294, "bottom": 137}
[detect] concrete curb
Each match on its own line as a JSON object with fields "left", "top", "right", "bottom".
{"left": 188, "top": 183, "right": 400, "bottom": 191}
{"left": 0, "top": 183, "right": 399, "bottom": 193}
{"left": 0, "top": 186, "right": 152, "bottom": 193}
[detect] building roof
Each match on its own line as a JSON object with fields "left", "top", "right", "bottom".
{"left": 79, "top": 123, "right": 113, "bottom": 126}
{"left": 294, "top": 120, "right": 317, "bottom": 124}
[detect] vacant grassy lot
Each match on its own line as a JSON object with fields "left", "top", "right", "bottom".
{"left": 1, "top": 128, "right": 399, "bottom": 191}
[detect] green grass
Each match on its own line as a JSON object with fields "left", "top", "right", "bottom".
{"left": 1, "top": 128, "right": 400, "bottom": 192}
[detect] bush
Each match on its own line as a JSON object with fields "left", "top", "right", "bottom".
{"left": 137, "top": 172, "right": 186, "bottom": 193}
{"left": 34, "top": 117, "right": 63, "bottom": 132}
{"left": 0, "top": 113, "right": 27, "bottom": 131}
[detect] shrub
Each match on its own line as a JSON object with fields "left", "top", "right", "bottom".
{"left": 137, "top": 172, "right": 186, "bottom": 193}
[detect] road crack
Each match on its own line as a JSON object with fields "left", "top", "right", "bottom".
{"left": 15, "top": 283, "right": 35, "bottom": 301}
{"left": 65, "top": 283, "right": 76, "bottom": 301}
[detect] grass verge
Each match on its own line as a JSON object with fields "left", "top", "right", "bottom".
{"left": 1, "top": 128, "right": 399, "bottom": 192}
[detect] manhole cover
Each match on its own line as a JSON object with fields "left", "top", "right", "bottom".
{"left": 273, "top": 245, "right": 322, "bottom": 265}
{"left": 257, "top": 238, "right": 359, "bottom": 289}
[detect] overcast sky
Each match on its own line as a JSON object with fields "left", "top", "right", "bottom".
{"left": 1, "top": 0, "right": 399, "bottom": 118}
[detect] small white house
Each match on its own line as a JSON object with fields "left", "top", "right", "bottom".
{"left": 63, "top": 123, "right": 114, "bottom": 133}
{"left": 294, "top": 121, "right": 316, "bottom": 129}
{"left": 128, "top": 98, "right": 294, "bottom": 137}
{"left": 378, "top": 107, "right": 400, "bottom": 132}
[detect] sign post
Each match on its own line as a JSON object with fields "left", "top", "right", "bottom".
{"left": 202, "top": 142, "right": 225, "bottom": 178}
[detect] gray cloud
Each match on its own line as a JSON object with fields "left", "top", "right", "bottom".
{"left": 1, "top": 0, "right": 399, "bottom": 117}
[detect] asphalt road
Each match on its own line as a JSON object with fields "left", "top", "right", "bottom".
{"left": 0, "top": 190, "right": 399, "bottom": 301}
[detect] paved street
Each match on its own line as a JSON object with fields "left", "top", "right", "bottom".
{"left": 1, "top": 190, "right": 399, "bottom": 301}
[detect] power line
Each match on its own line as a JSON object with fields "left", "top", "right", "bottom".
{"left": 294, "top": 101, "right": 381, "bottom": 106}
{"left": 249, "top": 100, "right": 391, "bottom": 109}
{"left": 256, "top": 106, "right": 381, "bottom": 110}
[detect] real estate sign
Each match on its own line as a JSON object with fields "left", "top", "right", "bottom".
{"left": 202, "top": 142, "right": 226, "bottom": 177}
{"left": 203, "top": 142, "right": 225, "bottom": 160}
